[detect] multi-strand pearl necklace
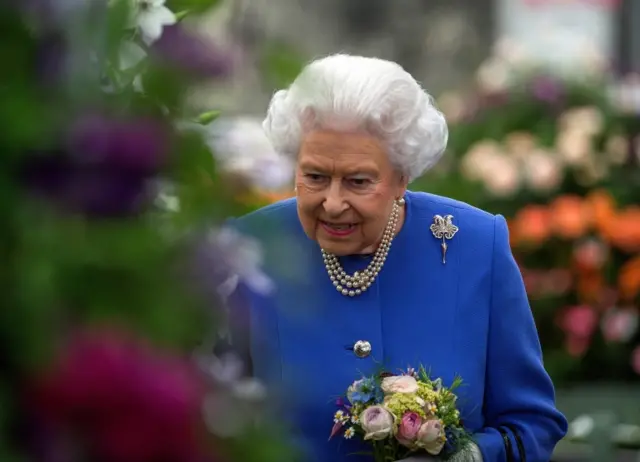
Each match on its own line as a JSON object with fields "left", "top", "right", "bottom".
{"left": 321, "top": 198, "right": 404, "bottom": 297}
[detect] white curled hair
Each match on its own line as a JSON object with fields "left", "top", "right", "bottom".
{"left": 262, "top": 54, "right": 449, "bottom": 182}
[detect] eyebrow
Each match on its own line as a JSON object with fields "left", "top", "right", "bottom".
{"left": 299, "top": 163, "right": 379, "bottom": 177}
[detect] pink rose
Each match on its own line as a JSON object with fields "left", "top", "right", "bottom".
{"left": 416, "top": 419, "right": 445, "bottom": 455}
{"left": 360, "top": 405, "right": 394, "bottom": 441}
{"left": 381, "top": 375, "right": 419, "bottom": 395}
{"left": 396, "top": 412, "right": 422, "bottom": 448}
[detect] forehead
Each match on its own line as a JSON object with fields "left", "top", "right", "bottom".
{"left": 298, "top": 130, "right": 390, "bottom": 172}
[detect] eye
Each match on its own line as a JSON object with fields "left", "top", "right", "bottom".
{"left": 348, "top": 178, "right": 372, "bottom": 188}
{"left": 304, "top": 173, "right": 326, "bottom": 183}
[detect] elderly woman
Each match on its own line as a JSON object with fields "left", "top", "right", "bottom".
{"left": 226, "top": 54, "right": 567, "bottom": 462}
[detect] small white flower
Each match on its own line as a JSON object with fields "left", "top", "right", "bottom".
{"left": 155, "top": 191, "right": 179, "bottom": 212}
{"left": 344, "top": 427, "right": 355, "bottom": 439}
{"left": 209, "top": 227, "right": 274, "bottom": 297}
{"left": 207, "top": 117, "right": 294, "bottom": 191}
{"left": 197, "top": 351, "right": 244, "bottom": 385}
{"left": 130, "top": 0, "right": 176, "bottom": 44}
{"left": 568, "top": 415, "right": 595, "bottom": 439}
{"left": 232, "top": 377, "right": 267, "bottom": 401}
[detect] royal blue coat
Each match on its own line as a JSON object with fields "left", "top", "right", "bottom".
{"left": 228, "top": 190, "right": 568, "bottom": 462}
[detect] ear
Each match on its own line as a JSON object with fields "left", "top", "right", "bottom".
{"left": 396, "top": 174, "right": 409, "bottom": 198}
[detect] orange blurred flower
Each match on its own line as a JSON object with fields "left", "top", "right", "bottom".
{"left": 619, "top": 255, "right": 640, "bottom": 301}
{"left": 607, "top": 207, "right": 640, "bottom": 253}
{"left": 586, "top": 189, "right": 617, "bottom": 237}
{"left": 511, "top": 205, "right": 551, "bottom": 246}
{"left": 549, "top": 195, "right": 592, "bottom": 239}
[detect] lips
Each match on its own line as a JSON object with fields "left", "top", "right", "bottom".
{"left": 320, "top": 221, "right": 357, "bottom": 237}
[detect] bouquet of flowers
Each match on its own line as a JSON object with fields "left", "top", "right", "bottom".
{"left": 330, "top": 367, "right": 471, "bottom": 461}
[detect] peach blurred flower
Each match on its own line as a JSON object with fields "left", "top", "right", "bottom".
{"left": 492, "top": 36, "right": 532, "bottom": 67}
{"left": 504, "top": 131, "right": 537, "bottom": 158}
{"left": 555, "top": 129, "right": 592, "bottom": 166}
{"left": 437, "top": 91, "right": 467, "bottom": 125}
{"left": 601, "top": 307, "right": 639, "bottom": 343}
{"left": 522, "top": 150, "right": 563, "bottom": 193}
{"left": 476, "top": 57, "right": 512, "bottom": 94}
{"left": 511, "top": 205, "right": 551, "bottom": 245}
{"left": 574, "top": 155, "right": 609, "bottom": 187}
{"left": 482, "top": 154, "right": 521, "bottom": 197}
{"left": 558, "top": 106, "right": 604, "bottom": 137}
{"left": 604, "top": 135, "right": 630, "bottom": 165}
{"left": 549, "top": 195, "right": 592, "bottom": 239}
{"left": 461, "top": 140, "right": 504, "bottom": 181}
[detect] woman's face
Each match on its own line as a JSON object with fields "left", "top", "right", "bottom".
{"left": 295, "top": 130, "right": 407, "bottom": 256}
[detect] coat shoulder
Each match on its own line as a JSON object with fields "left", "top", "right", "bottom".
{"left": 234, "top": 198, "right": 300, "bottom": 234}
{"left": 408, "top": 191, "right": 498, "bottom": 244}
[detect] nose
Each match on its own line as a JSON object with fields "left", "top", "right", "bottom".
{"left": 323, "top": 180, "right": 349, "bottom": 217}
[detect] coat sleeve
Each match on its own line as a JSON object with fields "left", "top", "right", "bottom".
{"left": 473, "top": 214, "right": 568, "bottom": 462}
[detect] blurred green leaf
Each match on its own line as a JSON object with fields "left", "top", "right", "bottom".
{"left": 259, "top": 43, "right": 306, "bottom": 89}
{"left": 167, "top": 0, "right": 221, "bottom": 14}
{"left": 196, "top": 110, "right": 221, "bottom": 125}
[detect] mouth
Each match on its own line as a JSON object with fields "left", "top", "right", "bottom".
{"left": 319, "top": 221, "right": 357, "bottom": 237}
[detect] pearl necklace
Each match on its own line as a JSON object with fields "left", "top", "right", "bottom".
{"left": 321, "top": 198, "right": 404, "bottom": 297}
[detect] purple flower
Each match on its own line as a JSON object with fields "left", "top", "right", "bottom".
{"left": 150, "top": 25, "right": 233, "bottom": 79}
{"left": 68, "top": 114, "right": 170, "bottom": 174}
{"left": 22, "top": 113, "right": 170, "bottom": 217}
{"left": 22, "top": 154, "right": 149, "bottom": 217}
{"left": 531, "top": 75, "right": 564, "bottom": 104}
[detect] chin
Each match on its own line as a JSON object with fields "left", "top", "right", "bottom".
{"left": 316, "top": 239, "right": 357, "bottom": 256}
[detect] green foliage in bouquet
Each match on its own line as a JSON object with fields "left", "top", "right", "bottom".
{"left": 0, "top": 1, "right": 301, "bottom": 461}
{"left": 415, "top": 63, "right": 640, "bottom": 385}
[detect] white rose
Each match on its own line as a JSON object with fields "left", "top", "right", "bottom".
{"left": 381, "top": 376, "right": 419, "bottom": 395}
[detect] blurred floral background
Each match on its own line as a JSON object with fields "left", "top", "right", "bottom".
{"left": 2, "top": 0, "right": 639, "bottom": 460}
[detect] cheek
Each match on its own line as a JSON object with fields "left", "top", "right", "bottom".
{"left": 296, "top": 192, "right": 321, "bottom": 218}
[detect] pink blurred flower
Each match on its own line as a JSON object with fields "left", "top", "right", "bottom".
{"left": 601, "top": 308, "right": 639, "bottom": 343}
{"left": 573, "top": 239, "right": 609, "bottom": 272}
{"left": 397, "top": 412, "right": 422, "bottom": 448}
{"left": 556, "top": 305, "right": 598, "bottom": 357}
{"left": 31, "top": 328, "right": 208, "bottom": 462}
